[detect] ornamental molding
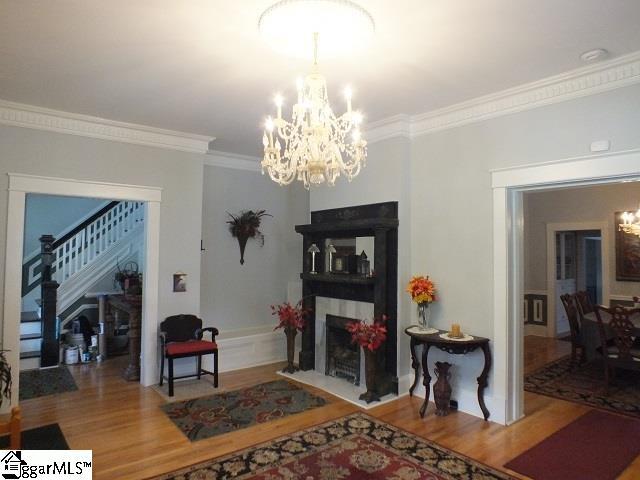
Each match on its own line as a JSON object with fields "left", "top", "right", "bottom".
{"left": 0, "top": 99, "right": 213, "bottom": 154}
{"left": 367, "top": 50, "right": 640, "bottom": 143}
{"left": 205, "top": 150, "right": 262, "bottom": 172}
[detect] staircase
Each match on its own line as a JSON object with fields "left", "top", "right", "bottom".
{"left": 20, "top": 201, "right": 144, "bottom": 370}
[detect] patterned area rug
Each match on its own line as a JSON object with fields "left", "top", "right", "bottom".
{"left": 155, "top": 413, "right": 513, "bottom": 479}
{"left": 161, "top": 379, "right": 327, "bottom": 442}
{"left": 525, "top": 356, "right": 640, "bottom": 417}
{"left": 19, "top": 366, "right": 78, "bottom": 401}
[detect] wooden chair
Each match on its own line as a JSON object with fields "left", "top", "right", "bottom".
{"left": 575, "top": 290, "right": 594, "bottom": 316}
{"left": 0, "top": 406, "right": 21, "bottom": 449}
{"left": 594, "top": 305, "right": 640, "bottom": 393}
{"left": 559, "top": 294, "right": 586, "bottom": 365}
{"left": 159, "top": 314, "right": 219, "bottom": 397}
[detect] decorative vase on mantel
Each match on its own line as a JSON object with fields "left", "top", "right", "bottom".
{"left": 360, "top": 349, "right": 381, "bottom": 403}
{"left": 283, "top": 327, "right": 298, "bottom": 374}
{"left": 417, "top": 302, "right": 431, "bottom": 330}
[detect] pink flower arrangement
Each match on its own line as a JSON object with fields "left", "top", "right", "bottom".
{"left": 346, "top": 316, "right": 388, "bottom": 351}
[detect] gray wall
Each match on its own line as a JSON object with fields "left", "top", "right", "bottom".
{"left": 523, "top": 183, "right": 640, "bottom": 298}
{"left": 0, "top": 125, "right": 204, "bottom": 347}
{"left": 200, "top": 165, "right": 308, "bottom": 333}
{"left": 409, "top": 83, "right": 640, "bottom": 404}
{"left": 23, "top": 194, "right": 106, "bottom": 256}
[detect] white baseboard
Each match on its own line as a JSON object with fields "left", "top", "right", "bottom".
{"left": 164, "top": 330, "right": 288, "bottom": 380}
{"left": 398, "top": 374, "right": 506, "bottom": 425}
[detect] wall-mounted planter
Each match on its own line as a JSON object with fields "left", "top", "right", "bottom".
{"left": 226, "top": 210, "right": 271, "bottom": 265}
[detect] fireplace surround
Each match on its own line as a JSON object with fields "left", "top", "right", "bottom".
{"left": 295, "top": 202, "right": 399, "bottom": 398}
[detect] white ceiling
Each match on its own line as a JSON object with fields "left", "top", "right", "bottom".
{"left": 1, "top": 1, "right": 640, "bottom": 156}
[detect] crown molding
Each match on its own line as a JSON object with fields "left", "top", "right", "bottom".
{"left": 366, "top": 50, "right": 640, "bottom": 144}
{"left": 0, "top": 99, "right": 214, "bottom": 154}
{"left": 365, "top": 114, "right": 411, "bottom": 144}
{"left": 205, "top": 150, "right": 262, "bottom": 172}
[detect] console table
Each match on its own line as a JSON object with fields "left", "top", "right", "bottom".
{"left": 404, "top": 327, "right": 492, "bottom": 420}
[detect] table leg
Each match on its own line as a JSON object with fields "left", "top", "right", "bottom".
{"left": 419, "top": 344, "right": 432, "bottom": 418}
{"left": 409, "top": 337, "right": 421, "bottom": 396}
{"left": 477, "top": 343, "right": 492, "bottom": 421}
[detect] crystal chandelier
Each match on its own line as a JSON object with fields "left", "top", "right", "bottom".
{"left": 258, "top": 1, "right": 373, "bottom": 188}
{"left": 619, "top": 205, "right": 640, "bottom": 237}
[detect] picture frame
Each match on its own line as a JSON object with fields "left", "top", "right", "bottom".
{"left": 173, "top": 273, "right": 187, "bottom": 292}
{"left": 615, "top": 212, "right": 640, "bottom": 282}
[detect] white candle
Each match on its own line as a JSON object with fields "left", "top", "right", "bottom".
{"left": 344, "top": 86, "right": 352, "bottom": 114}
{"left": 274, "top": 94, "right": 283, "bottom": 120}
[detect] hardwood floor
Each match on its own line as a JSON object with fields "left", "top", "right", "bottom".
{"left": 18, "top": 337, "right": 640, "bottom": 479}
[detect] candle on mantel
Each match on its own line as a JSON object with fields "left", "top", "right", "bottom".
{"left": 451, "top": 324, "right": 461, "bottom": 337}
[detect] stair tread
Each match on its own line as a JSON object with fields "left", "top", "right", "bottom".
{"left": 20, "top": 311, "right": 40, "bottom": 323}
{"left": 20, "top": 351, "right": 40, "bottom": 359}
{"left": 20, "top": 333, "right": 42, "bottom": 340}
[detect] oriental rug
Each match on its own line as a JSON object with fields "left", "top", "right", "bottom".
{"left": 524, "top": 356, "right": 640, "bottom": 418}
{"left": 155, "top": 413, "right": 513, "bottom": 479}
{"left": 161, "top": 379, "right": 327, "bottom": 442}
{"left": 505, "top": 409, "right": 640, "bottom": 480}
{"left": 19, "top": 366, "right": 78, "bottom": 401}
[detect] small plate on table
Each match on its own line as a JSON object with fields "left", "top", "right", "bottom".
{"left": 439, "top": 332, "right": 474, "bottom": 341}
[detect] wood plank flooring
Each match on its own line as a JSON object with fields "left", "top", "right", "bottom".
{"left": 17, "top": 336, "right": 640, "bottom": 479}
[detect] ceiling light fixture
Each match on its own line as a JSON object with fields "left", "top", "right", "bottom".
{"left": 258, "top": 0, "right": 373, "bottom": 188}
{"left": 580, "top": 48, "right": 609, "bottom": 63}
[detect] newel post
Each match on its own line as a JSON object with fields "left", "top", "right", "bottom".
{"left": 40, "top": 235, "right": 60, "bottom": 367}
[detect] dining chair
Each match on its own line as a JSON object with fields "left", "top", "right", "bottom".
{"left": 575, "top": 290, "right": 594, "bottom": 317}
{"left": 559, "top": 294, "right": 585, "bottom": 365}
{"left": 159, "top": 314, "right": 219, "bottom": 397}
{"left": 593, "top": 304, "right": 640, "bottom": 393}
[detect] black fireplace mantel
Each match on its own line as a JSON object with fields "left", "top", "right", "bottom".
{"left": 295, "top": 201, "right": 399, "bottom": 396}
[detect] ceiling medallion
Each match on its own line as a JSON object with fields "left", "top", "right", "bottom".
{"left": 258, "top": 0, "right": 374, "bottom": 188}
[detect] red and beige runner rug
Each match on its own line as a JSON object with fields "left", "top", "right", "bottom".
{"left": 155, "top": 413, "right": 513, "bottom": 479}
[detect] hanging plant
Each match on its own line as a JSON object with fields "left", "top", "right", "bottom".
{"left": 226, "top": 210, "right": 272, "bottom": 264}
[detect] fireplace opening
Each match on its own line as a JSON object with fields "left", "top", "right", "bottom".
{"left": 325, "top": 315, "right": 360, "bottom": 385}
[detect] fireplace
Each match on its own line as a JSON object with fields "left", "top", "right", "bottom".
{"left": 325, "top": 315, "right": 360, "bottom": 385}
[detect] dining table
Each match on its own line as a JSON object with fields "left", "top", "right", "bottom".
{"left": 581, "top": 308, "right": 640, "bottom": 361}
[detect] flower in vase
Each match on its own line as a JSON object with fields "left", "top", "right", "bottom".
{"left": 346, "top": 316, "right": 388, "bottom": 352}
{"left": 406, "top": 276, "right": 437, "bottom": 304}
{"left": 271, "top": 301, "right": 309, "bottom": 332}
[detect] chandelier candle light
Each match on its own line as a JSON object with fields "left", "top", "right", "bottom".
{"left": 619, "top": 204, "right": 640, "bottom": 237}
{"left": 259, "top": 0, "right": 373, "bottom": 188}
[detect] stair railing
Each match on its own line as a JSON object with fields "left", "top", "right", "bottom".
{"left": 22, "top": 201, "right": 145, "bottom": 296}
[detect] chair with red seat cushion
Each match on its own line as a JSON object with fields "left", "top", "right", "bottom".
{"left": 159, "top": 314, "right": 219, "bottom": 397}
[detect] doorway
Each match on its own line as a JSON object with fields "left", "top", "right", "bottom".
{"left": 19, "top": 193, "right": 146, "bottom": 388}
{"left": 491, "top": 148, "right": 640, "bottom": 425}
{"left": 3, "top": 174, "right": 161, "bottom": 408}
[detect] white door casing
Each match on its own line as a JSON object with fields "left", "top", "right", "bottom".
{"left": 3, "top": 173, "right": 162, "bottom": 409}
{"left": 491, "top": 148, "right": 640, "bottom": 425}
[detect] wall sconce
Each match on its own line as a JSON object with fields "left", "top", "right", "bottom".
{"left": 307, "top": 243, "right": 320, "bottom": 274}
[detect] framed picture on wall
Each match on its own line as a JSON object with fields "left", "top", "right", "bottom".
{"left": 173, "top": 272, "right": 187, "bottom": 292}
{"left": 615, "top": 212, "right": 640, "bottom": 282}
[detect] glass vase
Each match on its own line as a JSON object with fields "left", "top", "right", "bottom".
{"left": 418, "top": 302, "right": 431, "bottom": 330}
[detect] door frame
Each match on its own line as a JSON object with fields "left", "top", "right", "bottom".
{"left": 491, "top": 147, "right": 640, "bottom": 425}
{"left": 3, "top": 173, "right": 162, "bottom": 408}
{"left": 546, "top": 222, "right": 610, "bottom": 338}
